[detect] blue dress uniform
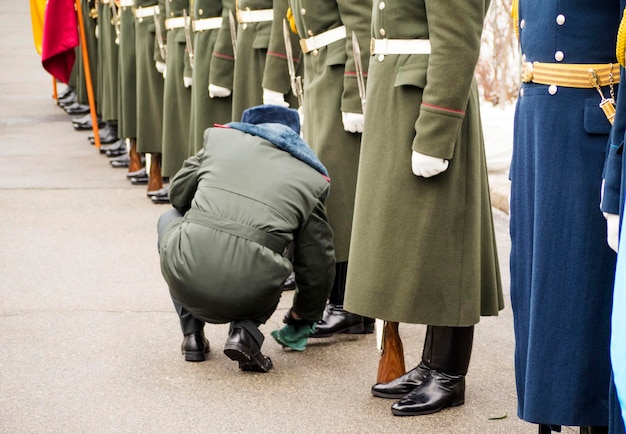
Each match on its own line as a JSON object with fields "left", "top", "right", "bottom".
{"left": 511, "top": 1, "right": 620, "bottom": 429}
{"left": 602, "top": 3, "right": 626, "bottom": 433}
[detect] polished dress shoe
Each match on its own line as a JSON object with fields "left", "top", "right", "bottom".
{"left": 371, "top": 362, "right": 432, "bottom": 399}
{"left": 390, "top": 370, "right": 465, "bottom": 416}
{"left": 57, "top": 86, "right": 74, "bottom": 100}
{"left": 89, "top": 126, "right": 119, "bottom": 144}
{"left": 147, "top": 186, "right": 168, "bottom": 198}
{"left": 223, "top": 327, "right": 273, "bottom": 373}
{"left": 64, "top": 103, "right": 90, "bottom": 115}
{"left": 100, "top": 139, "right": 126, "bottom": 154}
{"left": 309, "top": 304, "right": 374, "bottom": 338}
{"left": 150, "top": 189, "right": 170, "bottom": 204}
{"left": 73, "top": 114, "right": 104, "bottom": 131}
{"left": 283, "top": 271, "right": 297, "bottom": 291}
{"left": 127, "top": 167, "right": 146, "bottom": 179}
{"left": 130, "top": 172, "right": 149, "bottom": 185}
{"left": 110, "top": 154, "right": 130, "bottom": 168}
{"left": 181, "top": 331, "right": 210, "bottom": 362}
{"left": 57, "top": 93, "right": 77, "bottom": 107}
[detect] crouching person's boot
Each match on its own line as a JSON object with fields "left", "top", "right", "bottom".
{"left": 310, "top": 262, "right": 374, "bottom": 337}
{"left": 224, "top": 320, "right": 273, "bottom": 373}
{"left": 391, "top": 325, "right": 474, "bottom": 416}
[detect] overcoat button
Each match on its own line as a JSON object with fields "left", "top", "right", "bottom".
{"left": 548, "top": 85, "right": 558, "bottom": 95}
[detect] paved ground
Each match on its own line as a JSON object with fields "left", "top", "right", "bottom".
{"left": 0, "top": 3, "right": 551, "bottom": 433}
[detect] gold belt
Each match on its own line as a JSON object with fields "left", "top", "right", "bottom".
{"left": 521, "top": 62, "right": 619, "bottom": 88}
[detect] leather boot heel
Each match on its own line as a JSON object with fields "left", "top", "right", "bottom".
{"left": 343, "top": 322, "right": 366, "bottom": 334}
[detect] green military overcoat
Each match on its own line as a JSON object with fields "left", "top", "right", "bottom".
{"left": 288, "top": 0, "right": 371, "bottom": 262}
{"left": 99, "top": 4, "right": 119, "bottom": 123}
{"left": 344, "top": 0, "right": 504, "bottom": 327}
{"left": 134, "top": 0, "right": 164, "bottom": 154}
{"left": 76, "top": 0, "right": 98, "bottom": 107}
{"left": 161, "top": 0, "right": 192, "bottom": 177}
{"left": 230, "top": 0, "right": 273, "bottom": 121}
{"left": 188, "top": 0, "right": 233, "bottom": 155}
{"left": 118, "top": 4, "right": 136, "bottom": 139}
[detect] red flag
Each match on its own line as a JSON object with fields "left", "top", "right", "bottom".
{"left": 41, "top": 0, "right": 79, "bottom": 84}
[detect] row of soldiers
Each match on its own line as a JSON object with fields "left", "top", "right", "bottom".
{"left": 57, "top": 0, "right": 373, "bottom": 342}
{"left": 56, "top": 0, "right": 370, "bottom": 210}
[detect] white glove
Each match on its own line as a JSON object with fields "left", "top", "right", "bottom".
{"left": 604, "top": 212, "right": 620, "bottom": 253}
{"left": 263, "top": 88, "right": 289, "bottom": 107}
{"left": 183, "top": 76, "right": 193, "bottom": 88}
{"left": 155, "top": 61, "right": 166, "bottom": 73}
{"left": 342, "top": 112, "right": 364, "bottom": 133}
{"left": 209, "top": 83, "right": 232, "bottom": 98}
{"left": 411, "top": 151, "right": 449, "bottom": 178}
{"left": 298, "top": 107, "right": 304, "bottom": 130}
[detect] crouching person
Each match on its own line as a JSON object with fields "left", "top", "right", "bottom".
{"left": 157, "top": 105, "right": 335, "bottom": 373}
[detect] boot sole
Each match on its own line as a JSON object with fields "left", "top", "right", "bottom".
{"left": 182, "top": 349, "right": 208, "bottom": 362}
{"left": 310, "top": 323, "right": 372, "bottom": 338}
{"left": 391, "top": 398, "right": 465, "bottom": 417}
{"left": 223, "top": 346, "right": 273, "bottom": 373}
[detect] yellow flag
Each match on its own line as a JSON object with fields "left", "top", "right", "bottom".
{"left": 30, "top": 0, "right": 47, "bottom": 55}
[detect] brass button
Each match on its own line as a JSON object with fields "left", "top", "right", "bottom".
{"left": 379, "top": 1, "right": 385, "bottom": 10}
{"left": 379, "top": 28, "right": 385, "bottom": 37}
{"left": 548, "top": 85, "right": 558, "bottom": 95}
{"left": 138, "top": 17, "right": 143, "bottom": 23}
{"left": 198, "top": 9, "right": 203, "bottom": 15}
{"left": 307, "top": 29, "right": 313, "bottom": 36}
{"left": 554, "top": 50, "right": 564, "bottom": 61}
{"left": 378, "top": 54, "right": 385, "bottom": 62}
{"left": 312, "top": 49, "right": 319, "bottom": 56}
{"left": 556, "top": 14, "right": 565, "bottom": 25}
{"left": 243, "top": 23, "right": 248, "bottom": 30}
{"left": 301, "top": 8, "right": 306, "bottom": 15}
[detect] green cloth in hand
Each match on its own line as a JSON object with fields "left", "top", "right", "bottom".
{"left": 271, "top": 324, "right": 316, "bottom": 351}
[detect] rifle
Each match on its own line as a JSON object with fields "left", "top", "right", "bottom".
{"left": 351, "top": 31, "right": 366, "bottom": 113}
{"left": 183, "top": 9, "right": 194, "bottom": 69}
{"left": 282, "top": 18, "right": 303, "bottom": 108}
{"left": 376, "top": 320, "right": 406, "bottom": 383}
{"left": 153, "top": 9, "right": 167, "bottom": 61}
{"left": 228, "top": 9, "right": 238, "bottom": 60}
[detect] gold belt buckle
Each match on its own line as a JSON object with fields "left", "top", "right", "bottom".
{"left": 521, "top": 62, "right": 534, "bottom": 83}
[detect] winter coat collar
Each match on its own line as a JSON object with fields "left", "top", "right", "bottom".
{"left": 225, "top": 122, "right": 329, "bottom": 178}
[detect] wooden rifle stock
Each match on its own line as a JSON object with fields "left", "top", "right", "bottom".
{"left": 376, "top": 321, "right": 406, "bottom": 383}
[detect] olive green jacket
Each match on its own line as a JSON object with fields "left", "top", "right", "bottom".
{"left": 160, "top": 125, "right": 335, "bottom": 323}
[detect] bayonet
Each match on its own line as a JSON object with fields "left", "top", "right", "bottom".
{"left": 228, "top": 9, "right": 238, "bottom": 59}
{"left": 153, "top": 9, "right": 167, "bottom": 61}
{"left": 183, "top": 9, "right": 194, "bottom": 69}
{"left": 283, "top": 18, "right": 303, "bottom": 108}
{"left": 351, "top": 31, "right": 366, "bottom": 113}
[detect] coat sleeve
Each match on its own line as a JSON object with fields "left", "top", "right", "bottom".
{"left": 336, "top": 0, "right": 371, "bottom": 114}
{"left": 208, "top": 0, "right": 236, "bottom": 89}
{"left": 291, "top": 191, "right": 336, "bottom": 321}
{"left": 168, "top": 150, "right": 203, "bottom": 213}
{"left": 413, "top": 0, "right": 488, "bottom": 159}
{"left": 601, "top": 66, "right": 626, "bottom": 215}
{"left": 261, "top": 0, "right": 302, "bottom": 95}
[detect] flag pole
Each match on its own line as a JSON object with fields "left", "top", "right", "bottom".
{"left": 52, "top": 76, "right": 58, "bottom": 101}
{"left": 74, "top": 0, "right": 100, "bottom": 149}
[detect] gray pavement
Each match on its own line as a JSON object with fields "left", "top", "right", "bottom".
{"left": 0, "top": 3, "right": 539, "bottom": 433}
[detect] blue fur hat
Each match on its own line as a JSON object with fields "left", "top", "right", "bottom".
{"left": 241, "top": 104, "right": 301, "bottom": 135}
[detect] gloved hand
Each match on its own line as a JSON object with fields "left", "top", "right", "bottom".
{"left": 183, "top": 76, "right": 193, "bottom": 88}
{"left": 263, "top": 88, "right": 289, "bottom": 107}
{"left": 270, "top": 308, "right": 316, "bottom": 351}
{"left": 604, "top": 212, "right": 620, "bottom": 253}
{"left": 342, "top": 112, "right": 364, "bottom": 133}
{"left": 411, "top": 150, "right": 449, "bottom": 178}
{"left": 208, "top": 83, "right": 232, "bottom": 98}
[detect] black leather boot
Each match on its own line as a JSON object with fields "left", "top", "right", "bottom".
{"left": 181, "top": 330, "right": 210, "bottom": 362}
{"left": 309, "top": 262, "right": 374, "bottom": 338}
{"left": 390, "top": 325, "right": 474, "bottom": 416}
{"left": 371, "top": 362, "right": 432, "bottom": 399}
